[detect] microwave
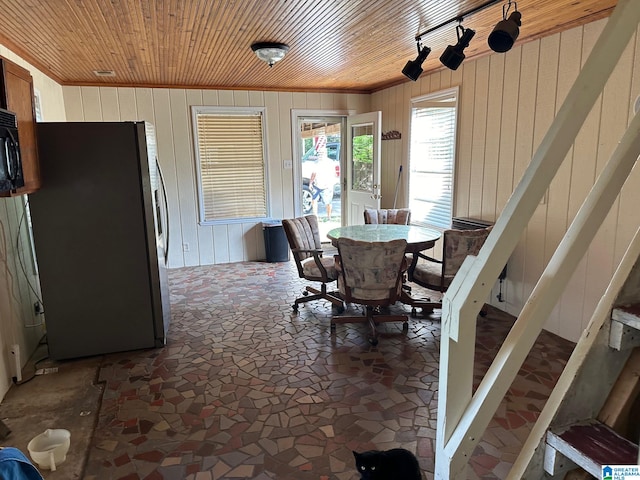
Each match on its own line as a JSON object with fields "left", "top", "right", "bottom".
{"left": 0, "top": 107, "right": 23, "bottom": 193}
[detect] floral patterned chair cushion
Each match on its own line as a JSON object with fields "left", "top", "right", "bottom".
{"left": 283, "top": 215, "right": 337, "bottom": 282}
{"left": 301, "top": 255, "right": 337, "bottom": 279}
{"left": 335, "top": 237, "right": 408, "bottom": 302}
{"left": 282, "top": 215, "right": 342, "bottom": 311}
{"left": 363, "top": 208, "right": 412, "bottom": 225}
{"left": 410, "top": 226, "right": 492, "bottom": 292}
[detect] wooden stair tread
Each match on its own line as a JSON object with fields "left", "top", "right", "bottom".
{"left": 610, "top": 305, "right": 640, "bottom": 350}
{"left": 612, "top": 304, "right": 640, "bottom": 327}
{"left": 547, "top": 421, "right": 638, "bottom": 476}
{"left": 616, "top": 304, "right": 640, "bottom": 316}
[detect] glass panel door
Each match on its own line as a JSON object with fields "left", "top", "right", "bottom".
{"left": 345, "top": 111, "right": 381, "bottom": 225}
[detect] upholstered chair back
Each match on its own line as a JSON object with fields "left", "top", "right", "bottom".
{"left": 336, "top": 237, "right": 407, "bottom": 304}
{"left": 410, "top": 226, "right": 492, "bottom": 291}
{"left": 363, "top": 208, "right": 411, "bottom": 225}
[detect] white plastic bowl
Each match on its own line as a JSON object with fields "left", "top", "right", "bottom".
{"left": 27, "top": 428, "right": 71, "bottom": 471}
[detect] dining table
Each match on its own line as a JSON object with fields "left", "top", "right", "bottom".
{"left": 326, "top": 223, "right": 442, "bottom": 312}
{"left": 326, "top": 224, "right": 441, "bottom": 253}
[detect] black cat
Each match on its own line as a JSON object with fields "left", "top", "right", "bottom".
{"left": 353, "top": 448, "right": 422, "bottom": 480}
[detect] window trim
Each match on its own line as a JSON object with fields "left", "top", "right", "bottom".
{"left": 407, "top": 86, "right": 459, "bottom": 230}
{"left": 191, "top": 106, "right": 270, "bottom": 225}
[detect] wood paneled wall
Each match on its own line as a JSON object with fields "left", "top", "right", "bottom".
{"left": 62, "top": 86, "right": 369, "bottom": 268}
{"left": 373, "top": 18, "right": 640, "bottom": 342}
{"left": 33, "top": 14, "right": 640, "bottom": 345}
{"left": 0, "top": 45, "right": 65, "bottom": 401}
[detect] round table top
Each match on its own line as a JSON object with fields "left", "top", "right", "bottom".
{"left": 327, "top": 224, "right": 441, "bottom": 252}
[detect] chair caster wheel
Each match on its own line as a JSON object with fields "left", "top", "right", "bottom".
{"left": 302, "top": 291, "right": 309, "bottom": 296}
{"left": 369, "top": 338, "right": 379, "bottom": 346}
{"left": 411, "top": 307, "right": 417, "bottom": 317}
{"left": 332, "top": 304, "right": 345, "bottom": 314}
{"left": 292, "top": 304, "right": 298, "bottom": 312}
{"left": 402, "top": 322, "right": 408, "bottom": 332}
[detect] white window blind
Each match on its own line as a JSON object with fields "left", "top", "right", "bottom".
{"left": 409, "top": 88, "right": 458, "bottom": 229}
{"left": 193, "top": 107, "right": 268, "bottom": 222}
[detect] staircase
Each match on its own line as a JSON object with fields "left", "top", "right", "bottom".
{"left": 513, "top": 241, "right": 640, "bottom": 478}
{"left": 434, "top": 1, "right": 640, "bottom": 477}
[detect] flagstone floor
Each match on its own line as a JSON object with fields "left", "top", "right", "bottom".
{"left": 73, "top": 258, "right": 574, "bottom": 479}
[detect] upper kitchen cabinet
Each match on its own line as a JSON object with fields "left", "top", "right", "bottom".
{"left": 0, "top": 56, "right": 40, "bottom": 196}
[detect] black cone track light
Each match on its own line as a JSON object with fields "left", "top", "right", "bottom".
{"left": 488, "top": 1, "right": 522, "bottom": 53}
{"left": 402, "top": 41, "right": 432, "bottom": 81}
{"left": 400, "top": 0, "right": 523, "bottom": 80}
{"left": 440, "top": 24, "right": 476, "bottom": 71}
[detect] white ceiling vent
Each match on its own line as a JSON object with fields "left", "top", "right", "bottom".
{"left": 93, "top": 70, "right": 116, "bottom": 77}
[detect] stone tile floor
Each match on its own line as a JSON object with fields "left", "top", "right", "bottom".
{"left": 4, "top": 258, "right": 576, "bottom": 479}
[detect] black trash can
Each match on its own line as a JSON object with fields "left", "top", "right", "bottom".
{"left": 263, "top": 221, "right": 290, "bottom": 262}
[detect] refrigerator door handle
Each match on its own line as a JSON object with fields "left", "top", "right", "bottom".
{"left": 1, "top": 126, "right": 19, "bottom": 182}
{"left": 156, "top": 158, "right": 170, "bottom": 266}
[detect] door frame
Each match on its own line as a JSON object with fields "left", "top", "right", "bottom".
{"left": 291, "top": 109, "right": 354, "bottom": 218}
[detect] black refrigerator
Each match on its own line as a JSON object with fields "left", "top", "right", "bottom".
{"left": 29, "top": 122, "right": 171, "bottom": 360}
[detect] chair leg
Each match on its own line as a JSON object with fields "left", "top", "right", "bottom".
{"left": 367, "top": 309, "right": 378, "bottom": 346}
{"left": 400, "top": 289, "right": 440, "bottom": 317}
{"left": 399, "top": 282, "right": 452, "bottom": 318}
{"left": 292, "top": 284, "right": 344, "bottom": 311}
{"left": 293, "top": 292, "right": 325, "bottom": 311}
{"left": 367, "top": 309, "right": 408, "bottom": 346}
{"left": 333, "top": 306, "right": 408, "bottom": 346}
{"left": 411, "top": 303, "right": 439, "bottom": 318}
{"left": 331, "top": 313, "right": 367, "bottom": 327}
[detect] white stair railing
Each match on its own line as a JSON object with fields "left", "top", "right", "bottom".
{"left": 434, "top": 1, "right": 640, "bottom": 478}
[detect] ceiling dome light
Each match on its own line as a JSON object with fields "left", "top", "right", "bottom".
{"left": 251, "top": 42, "right": 289, "bottom": 67}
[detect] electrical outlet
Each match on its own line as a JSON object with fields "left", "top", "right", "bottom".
{"left": 183, "top": 243, "right": 190, "bottom": 252}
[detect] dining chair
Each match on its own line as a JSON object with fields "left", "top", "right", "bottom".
{"left": 282, "top": 215, "right": 344, "bottom": 312}
{"left": 407, "top": 226, "right": 492, "bottom": 315}
{"left": 363, "top": 208, "right": 411, "bottom": 225}
{"left": 333, "top": 237, "right": 409, "bottom": 345}
{"left": 364, "top": 207, "right": 413, "bottom": 293}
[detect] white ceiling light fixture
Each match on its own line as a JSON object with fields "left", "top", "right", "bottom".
{"left": 251, "top": 42, "right": 289, "bottom": 67}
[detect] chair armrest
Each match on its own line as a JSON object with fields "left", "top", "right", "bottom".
{"left": 292, "top": 247, "right": 332, "bottom": 280}
{"left": 400, "top": 255, "right": 409, "bottom": 273}
{"left": 291, "top": 247, "right": 324, "bottom": 255}
{"left": 334, "top": 254, "right": 342, "bottom": 273}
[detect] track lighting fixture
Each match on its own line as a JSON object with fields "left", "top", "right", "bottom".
{"left": 488, "top": 1, "right": 522, "bottom": 53}
{"left": 400, "top": 0, "right": 505, "bottom": 80}
{"left": 440, "top": 24, "right": 476, "bottom": 71}
{"left": 251, "top": 42, "right": 289, "bottom": 67}
{"left": 402, "top": 41, "right": 432, "bottom": 81}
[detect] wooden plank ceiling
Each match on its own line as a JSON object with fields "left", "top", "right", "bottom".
{"left": 0, "top": 0, "right": 617, "bottom": 93}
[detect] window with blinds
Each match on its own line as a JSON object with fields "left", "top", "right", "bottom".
{"left": 192, "top": 107, "right": 268, "bottom": 223}
{"left": 408, "top": 87, "right": 458, "bottom": 229}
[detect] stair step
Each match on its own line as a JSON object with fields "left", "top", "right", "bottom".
{"left": 610, "top": 304, "right": 640, "bottom": 350}
{"left": 612, "top": 304, "right": 640, "bottom": 328}
{"left": 545, "top": 420, "right": 638, "bottom": 478}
